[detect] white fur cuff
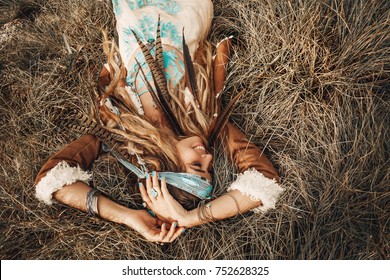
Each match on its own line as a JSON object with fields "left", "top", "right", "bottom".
{"left": 227, "top": 168, "right": 284, "bottom": 213}
{"left": 35, "top": 161, "right": 92, "bottom": 205}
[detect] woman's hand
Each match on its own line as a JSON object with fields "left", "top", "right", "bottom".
{"left": 125, "top": 209, "right": 185, "bottom": 243}
{"left": 139, "top": 172, "right": 190, "bottom": 227}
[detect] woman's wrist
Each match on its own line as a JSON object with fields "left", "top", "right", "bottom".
{"left": 179, "top": 208, "right": 201, "bottom": 228}
{"left": 120, "top": 208, "right": 142, "bottom": 229}
{"left": 179, "top": 191, "right": 261, "bottom": 228}
{"left": 95, "top": 194, "right": 136, "bottom": 227}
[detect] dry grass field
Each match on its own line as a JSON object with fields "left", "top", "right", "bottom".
{"left": 0, "top": 0, "right": 389, "bottom": 259}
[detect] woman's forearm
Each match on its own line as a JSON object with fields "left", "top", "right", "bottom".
{"left": 182, "top": 190, "right": 261, "bottom": 228}
{"left": 53, "top": 182, "right": 185, "bottom": 243}
{"left": 53, "top": 181, "right": 135, "bottom": 226}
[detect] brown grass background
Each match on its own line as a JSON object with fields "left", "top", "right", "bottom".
{"left": 0, "top": 0, "right": 389, "bottom": 259}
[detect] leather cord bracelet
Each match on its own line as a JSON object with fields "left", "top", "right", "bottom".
{"left": 224, "top": 192, "right": 241, "bottom": 214}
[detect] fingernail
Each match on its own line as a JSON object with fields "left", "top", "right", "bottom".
{"left": 161, "top": 176, "right": 165, "bottom": 181}
{"left": 147, "top": 209, "right": 156, "bottom": 217}
{"left": 142, "top": 202, "right": 147, "bottom": 208}
{"left": 138, "top": 182, "right": 142, "bottom": 187}
{"left": 145, "top": 173, "right": 149, "bottom": 178}
{"left": 162, "top": 223, "right": 166, "bottom": 228}
{"left": 173, "top": 221, "right": 177, "bottom": 227}
{"left": 181, "top": 229, "right": 186, "bottom": 234}
{"left": 152, "top": 171, "right": 155, "bottom": 176}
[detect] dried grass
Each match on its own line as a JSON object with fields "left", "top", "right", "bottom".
{"left": 0, "top": 0, "right": 389, "bottom": 259}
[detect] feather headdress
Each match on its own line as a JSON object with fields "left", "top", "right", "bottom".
{"left": 131, "top": 17, "right": 241, "bottom": 141}
{"left": 64, "top": 17, "right": 241, "bottom": 159}
{"left": 130, "top": 22, "right": 185, "bottom": 136}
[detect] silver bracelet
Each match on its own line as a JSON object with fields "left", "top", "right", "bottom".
{"left": 85, "top": 189, "right": 101, "bottom": 216}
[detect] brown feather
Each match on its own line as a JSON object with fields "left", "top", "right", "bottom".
{"left": 63, "top": 111, "right": 132, "bottom": 161}
{"left": 134, "top": 58, "right": 163, "bottom": 107}
{"left": 109, "top": 95, "right": 137, "bottom": 115}
{"left": 135, "top": 58, "right": 184, "bottom": 136}
{"left": 208, "top": 89, "right": 245, "bottom": 146}
{"left": 131, "top": 30, "right": 170, "bottom": 101}
{"left": 155, "top": 15, "right": 164, "bottom": 73}
{"left": 182, "top": 31, "right": 199, "bottom": 102}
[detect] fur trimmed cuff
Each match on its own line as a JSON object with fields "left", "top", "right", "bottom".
{"left": 35, "top": 161, "right": 92, "bottom": 205}
{"left": 227, "top": 168, "right": 284, "bottom": 213}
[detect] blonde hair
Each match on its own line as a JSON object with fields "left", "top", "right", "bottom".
{"left": 171, "top": 40, "right": 216, "bottom": 145}
{"left": 94, "top": 32, "right": 215, "bottom": 209}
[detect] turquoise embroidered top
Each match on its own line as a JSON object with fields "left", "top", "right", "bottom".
{"left": 111, "top": 0, "right": 213, "bottom": 96}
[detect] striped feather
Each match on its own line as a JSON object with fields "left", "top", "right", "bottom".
{"left": 135, "top": 58, "right": 163, "bottom": 108}
{"left": 89, "top": 86, "right": 103, "bottom": 125}
{"left": 155, "top": 15, "right": 164, "bottom": 72}
{"left": 131, "top": 30, "right": 170, "bottom": 101}
{"left": 63, "top": 112, "right": 133, "bottom": 161}
{"left": 135, "top": 59, "right": 184, "bottom": 136}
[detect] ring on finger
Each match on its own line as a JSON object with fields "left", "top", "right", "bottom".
{"left": 151, "top": 188, "right": 159, "bottom": 198}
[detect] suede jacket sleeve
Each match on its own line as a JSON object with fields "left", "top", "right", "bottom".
{"left": 34, "top": 134, "right": 102, "bottom": 205}
{"left": 223, "top": 122, "right": 280, "bottom": 181}
{"left": 213, "top": 37, "right": 284, "bottom": 212}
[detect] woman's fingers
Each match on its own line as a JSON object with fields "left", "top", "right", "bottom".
{"left": 161, "top": 222, "right": 185, "bottom": 243}
{"left": 163, "top": 221, "right": 177, "bottom": 241}
{"left": 140, "top": 172, "right": 161, "bottom": 204}
{"left": 145, "top": 173, "right": 153, "bottom": 195}
{"left": 160, "top": 223, "right": 168, "bottom": 237}
{"left": 156, "top": 218, "right": 165, "bottom": 227}
{"left": 151, "top": 171, "right": 162, "bottom": 198}
{"left": 160, "top": 176, "right": 172, "bottom": 199}
{"left": 149, "top": 222, "right": 185, "bottom": 244}
{"left": 170, "top": 226, "right": 185, "bottom": 241}
{"left": 139, "top": 182, "right": 152, "bottom": 206}
{"left": 146, "top": 172, "right": 159, "bottom": 200}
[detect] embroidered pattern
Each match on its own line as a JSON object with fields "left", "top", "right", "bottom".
{"left": 121, "top": 12, "right": 184, "bottom": 89}
{"left": 112, "top": 0, "right": 210, "bottom": 110}
{"left": 124, "top": 0, "right": 181, "bottom": 14}
{"left": 160, "top": 21, "right": 181, "bottom": 48}
{"left": 126, "top": 47, "right": 184, "bottom": 94}
{"left": 112, "top": 0, "right": 122, "bottom": 15}
{"left": 123, "top": 14, "right": 182, "bottom": 51}
{"left": 163, "top": 49, "right": 183, "bottom": 85}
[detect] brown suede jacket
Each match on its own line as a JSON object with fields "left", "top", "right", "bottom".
{"left": 35, "top": 38, "right": 279, "bottom": 188}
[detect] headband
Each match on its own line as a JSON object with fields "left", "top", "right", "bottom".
{"left": 103, "top": 144, "right": 213, "bottom": 199}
